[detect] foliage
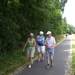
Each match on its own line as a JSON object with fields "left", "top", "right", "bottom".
{"left": 62, "top": 17, "right": 75, "bottom": 34}
{"left": 72, "top": 34, "right": 75, "bottom": 74}
{"left": 0, "top": 0, "right": 74, "bottom": 55}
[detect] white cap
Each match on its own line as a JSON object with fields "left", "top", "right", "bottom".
{"left": 30, "top": 33, "right": 34, "bottom": 36}
{"left": 39, "top": 31, "right": 44, "bottom": 35}
{"left": 46, "top": 31, "right": 51, "bottom": 35}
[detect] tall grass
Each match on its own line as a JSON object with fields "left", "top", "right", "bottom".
{"left": 54, "top": 34, "right": 65, "bottom": 44}
{"left": 0, "top": 49, "right": 28, "bottom": 75}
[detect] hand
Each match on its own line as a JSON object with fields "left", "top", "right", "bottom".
{"left": 45, "top": 44, "right": 48, "bottom": 47}
{"left": 28, "top": 44, "right": 31, "bottom": 46}
{"left": 48, "top": 46, "right": 51, "bottom": 48}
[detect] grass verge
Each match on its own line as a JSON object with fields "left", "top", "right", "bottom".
{"left": 0, "top": 34, "right": 66, "bottom": 75}
{"left": 72, "top": 34, "right": 75, "bottom": 75}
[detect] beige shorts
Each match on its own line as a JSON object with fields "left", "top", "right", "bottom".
{"left": 27, "top": 48, "right": 35, "bottom": 58}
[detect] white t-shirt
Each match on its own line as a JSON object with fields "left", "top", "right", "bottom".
{"left": 45, "top": 36, "right": 56, "bottom": 47}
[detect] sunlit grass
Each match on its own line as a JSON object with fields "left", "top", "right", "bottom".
{"left": 72, "top": 34, "right": 75, "bottom": 74}
{"left": 55, "top": 34, "right": 66, "bottom": 44}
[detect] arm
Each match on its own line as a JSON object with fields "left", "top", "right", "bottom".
{"left": 46, "top": 44, "right": 56, "bottom": 48}
{"left": 44, "top": 39, "right": 48, "bottom": 46}
{"left": 50, "top": 44, "right": 56, "bottom": 47}
{"left": 36, "top": 36, "right": 38, "bottom": 42}
{"left": 22, "top": 40, "right": 28, "bottom": 52}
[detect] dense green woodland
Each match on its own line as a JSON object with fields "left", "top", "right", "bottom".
{"left": 0, "top": 0, "right": 75, "bottom": 55}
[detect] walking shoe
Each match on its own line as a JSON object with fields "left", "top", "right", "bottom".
{"left": 38, "top": 59, "right": 40, "bottom": 62}
{"left": 28, "top": 65, "right": 31, "bottom": 68}
{"left": 46, "top": 64, "right": 50, "bottom": 69}
{"left": 51, "top": 63, "right": 54, "bottom": 67}
{"left": 41, "top": 58, "right": 44, "bottom": 61}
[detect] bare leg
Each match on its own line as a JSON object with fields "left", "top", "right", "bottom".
{"left": 41, "top": 51, "right": 45, "bottom": 57}
{"left": 46, "top": 57, "right": 50, "bottom": 69}
{"left": 47, "top": 57, "right": 50, "bottom": 64}
{"left": 50, "top": 57, "right": 54, "bottom": 67}
{"left": 28, "top": 57, "right": 33, "bottom": 68}
{"left": 29, "top": 57, "right": 33, "bottom": 65}
{"left": 38, "top": 52, "right": 40, "bottom": 60}
{"left": 41, "top": 51, "right": 45, "bottom": 60}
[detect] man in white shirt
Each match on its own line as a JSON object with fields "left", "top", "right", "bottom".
{"left": 45, "top": 31, "right": 56, "bottom": 69}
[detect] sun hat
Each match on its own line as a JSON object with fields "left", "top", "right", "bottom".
{"left": 39, "top": 31, "right": 44, "bottom": 35}
{"left": 30, "top": 33, "right": 34, "bottom": 37}
{"left": 46, "top": 31, "right": 52, "bottom": 35}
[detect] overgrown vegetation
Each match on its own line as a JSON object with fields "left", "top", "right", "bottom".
{"left": 72, "top": 34, "right": 75, "bottom": 75}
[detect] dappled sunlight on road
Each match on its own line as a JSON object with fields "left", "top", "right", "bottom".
{"left": 63, "top": 49, "right": 71, "bottom": 52}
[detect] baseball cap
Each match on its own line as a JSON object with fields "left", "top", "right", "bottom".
{"left": 39, "top": 31, "right": 44, "bottom": 35}
{"left": 46, "top": 31, "right": 51, "bottom": 35}
{"left": 30, "top": 33, "right": 34, "bottom": 36}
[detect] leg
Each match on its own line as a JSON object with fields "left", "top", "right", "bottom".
{"left": 46, "top": 50, "right": 50, "bottom": 69}
{"left": 47, "top": 57, "right": 50, "bottom": 65}
{"left": 28, "top": 57, "right": 32, "bottom": 68}
{"left": 50, "top": 48, "right": 54, "bottom": 67}
{"left": 50, "top": 57, "right": 54, "bottom": 67}
{"left": 41, "top": 46, "right": 45, "bottom": 61}
{"left": 37, "top": 46, "right": 41, "bottom": 62}
{"left": 38, "top": 52, "right": 41, "bottom": 62}
{"left": 41, "top": 51, "right": 45, "bottom": 61}
{"left": 46, "top": 57, "right": 50, "bottom": 69}
{"left": 30, "top": 48, "right": 35, "bottom": 64}
{"left": 28, "top": 48, "right": 35, "bottom": 68}
{"left": 29, "top": 57, "right": 33, "bottom": 65}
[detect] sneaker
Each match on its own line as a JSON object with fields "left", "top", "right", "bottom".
{"left": 38, "top": 59, "right": 40, "bottom": 62}
{"left": 41, "top": 58, "right": 44, "bottom": 61}
{"left": 28, "top": 65, "right": 31, "bottom": 68}
{"left": 46, "top": 64, "right": 50, "bottom": 69}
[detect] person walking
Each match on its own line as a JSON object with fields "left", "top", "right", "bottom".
{"left": 66, "top": 34, "right": 68, "bottom": 39}
{"left": 45, "top": 31, "right": 56, "bottom": 69}
{"left": 22, "top": 33, "right": 36, "bottom": 68}
{"left": 36, "top": 31, "right": 45, "bottom": 62}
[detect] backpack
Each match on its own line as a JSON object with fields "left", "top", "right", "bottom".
{"left": 37, "top": 36, "right": 44, "bottom": 46}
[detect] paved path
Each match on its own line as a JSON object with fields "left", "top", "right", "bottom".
{"left": 17, "top": 35, "right": 72, "bottom": 75}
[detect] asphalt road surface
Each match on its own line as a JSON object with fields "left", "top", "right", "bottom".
{"left": 17, "top": 35, "right": 72, "bottom": 75}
